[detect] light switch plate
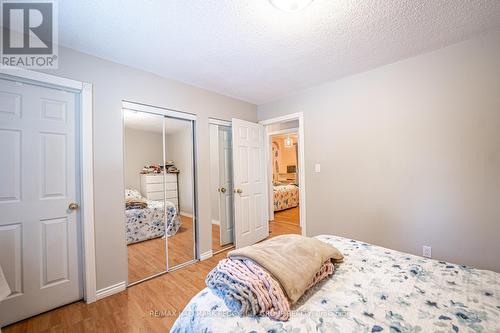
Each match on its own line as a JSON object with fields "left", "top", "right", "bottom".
{"left": 314, "top": 163, "right": 321, "bottom": 173}
{"left": 423, "top": 246, "right": 432, "bottom": 258}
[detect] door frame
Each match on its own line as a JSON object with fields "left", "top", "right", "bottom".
{"left": 0, "top": 66, "right": 97, "bottom": 303}
{"left": 259, "top": 112, "right": 307, "bottom": 236}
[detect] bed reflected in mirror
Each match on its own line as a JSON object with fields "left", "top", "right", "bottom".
{"left": 123, "top": 105, "right": 197, "bottom": 284}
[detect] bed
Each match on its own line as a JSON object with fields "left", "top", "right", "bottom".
{"left": 125, "top": 189, "right": 181, "bottom": 244}
{"left": 273, "top": 183, "right": 299, "bottom": 211}
{"left": 171, "top": 235, "right": 500, "bottom": 333}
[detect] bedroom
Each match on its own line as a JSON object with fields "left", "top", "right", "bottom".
{"left": 0, "top": 1, "right": 499, "bottom": 332}
{"left": 269, "top": 121, "right": 301, "bottom": 231}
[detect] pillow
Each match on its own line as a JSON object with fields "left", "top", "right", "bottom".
{"left": 125, "top": 189, "right": 142, "bottom": 199}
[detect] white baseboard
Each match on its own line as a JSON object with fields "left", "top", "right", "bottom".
{"left": 211, "top": 219, "right": 220, "bottom": 225}
{"left": 180, "top": 212, "right": 193, "bottom": 218}
{"left": 200, "top": 250, "right": 213, "bottom": 261}
{"left": 96, "top": 281, "right": 126, "bottom": 300}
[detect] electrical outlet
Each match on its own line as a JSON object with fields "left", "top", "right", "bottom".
{"left": 422, "top": 246, "right": 432, "bottom": 258}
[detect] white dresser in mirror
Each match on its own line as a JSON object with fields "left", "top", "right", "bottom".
{"left": 140, "top": 172, "right": 179, "bottom": 211}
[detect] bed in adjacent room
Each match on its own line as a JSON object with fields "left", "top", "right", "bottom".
{"left": 171, "top": 235, "right": 500, "bottom": 333}
{"left": 125, "top": 189, "right": 181, "bottom": 244}
{"left": 273, "top": 183, "right": 299, "bottom": 211}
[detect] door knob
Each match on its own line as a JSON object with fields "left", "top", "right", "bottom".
{"left": 219, "top": 187, "right": 227, "bottom": 193}
{"left": 234, "top": 188, "right": 242, "bottom": 194}
{"left": 68, "top": 202, "right": 79, "bottom": 211}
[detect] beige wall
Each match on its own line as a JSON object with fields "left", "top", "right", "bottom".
{"left": 258, "top": 31, "right": 500, "bottom": 272}
{"left": 124, "top": 127, "right": 163, "bottom": 191}
{"left": 40, "top": 47, "right": 257, "bottom": 290}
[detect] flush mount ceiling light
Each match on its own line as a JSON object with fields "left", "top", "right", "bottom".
{"left": 269, "top": 0, "right": 314, "bottom": 12}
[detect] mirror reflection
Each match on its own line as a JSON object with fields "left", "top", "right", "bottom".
{"left": 124, "top": 107, "right": 197, "bottom": 284}
{"left": 165, "top": 117, "right": 196, "bottom": 268}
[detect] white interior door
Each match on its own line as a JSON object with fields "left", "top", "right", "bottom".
{"left": 0, "top": 78, "right": 82, "bottom": 326}
{"left": 232, "top": 118, "right": 268, "bottom": 248}
{"left": 218, "top": 125, "right": 233, "bottom": 246}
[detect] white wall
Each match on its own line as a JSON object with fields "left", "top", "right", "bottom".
{"left": 124, "top": 127, "right": 163, "bottom": 191}
{"left": 165, "top": 127, "right": 194, "bottom": 215}
{"left": 258, "top": 31, "right": 500, "bottom": 272}
{"left": 40, "top": 47, "right": 257, "bottom": 291}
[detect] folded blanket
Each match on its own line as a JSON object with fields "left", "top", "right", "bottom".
{"left": 228, "top": 234, "right": 343, "bottom": 303}
{"left": 206, "top": 258, "right": 291, "bottom": 320}
{"left": 206, "top": 234, "right": 343, "bottom": 321}
{"left": 125, "top": 197, "right": 148, "bottom": 209}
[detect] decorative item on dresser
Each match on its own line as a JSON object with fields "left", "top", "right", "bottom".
{"left": 140, "top": 172, "right": 180, "bottom": 212}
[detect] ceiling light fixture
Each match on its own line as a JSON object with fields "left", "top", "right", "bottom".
{"left": 284, "top": 136, "right": 293, "bottom": 148}
{"left": 269, "top": 0, "right": 314, "bottom": 12}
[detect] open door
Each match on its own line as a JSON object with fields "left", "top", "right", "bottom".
{"left": 232, "top": 118, "right": 268, "bottom": 248}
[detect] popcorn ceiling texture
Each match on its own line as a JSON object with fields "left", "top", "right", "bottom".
{"left": 60, "top": 1, "right": 500, "bottom": 104}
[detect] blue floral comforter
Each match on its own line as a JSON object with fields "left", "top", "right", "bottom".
{"left": 171, "top": 235, "right": 500, "bottom": 333}
{"left": 125, "top": 199, "right": 181, "bottom": 244}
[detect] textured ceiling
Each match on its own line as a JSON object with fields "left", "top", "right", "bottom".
{"left": 60, "top": 1, "right": 500, "bottom": 104}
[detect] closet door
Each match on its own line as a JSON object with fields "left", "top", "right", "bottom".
{"left": 164, "top": 117, "right": 196, "bottom": 269}
{"left": 123, "top": 110, "right": 167, "bottom": 284}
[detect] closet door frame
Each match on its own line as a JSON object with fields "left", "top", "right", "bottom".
{"left": 122, "top": 101, "right": 198, "bottom": 281}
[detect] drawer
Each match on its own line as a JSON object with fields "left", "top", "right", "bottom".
{"left": 166, "top": 198, "right": 178, "bottom": 206}
{"left": 164, "top": 173, "right": 177, "bottom": 183}
{"left": 143, "top": 184, "right": 176, "bottom": 193}
{"left": 165, "top": 190, "right": 177, "bottom": 199}
{"left": 143, "top": 175, "right": 164, "bottom": 184}
{"left": 146, "top": 183, "right": 164, "bottom": 192}
{"left": 145, "top": 191, "right": 164, "bottom": 200}
{"left": 165, "top": 182, "right": 177, "bottom": 191}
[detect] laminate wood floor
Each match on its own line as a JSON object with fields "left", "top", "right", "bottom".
{"left": 211, "top": 224, "right": 233, "bottom": 253}
{"left": 273, "top": 206, "right": 300, "bottom": 225}
{"left": 128, "top": 215, "right": 195, "bottom": 283}
{"left": 4, "top": 221, "right": 300, "bottom": 333}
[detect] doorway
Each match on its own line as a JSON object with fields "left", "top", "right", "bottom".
{"left": 209, "top": 119, "right": 235, "bottom": 254}
{"left": 260, "top": 113, "right": 306, "bottom": 236}
{"left": 220, "top": 114, "right": 305, "bottom": 250}
{"left": 122, "top": 101, "right": 198, "bottom": 285}
{"left": 270, "top": 131, "right": 300, "bottom": 227}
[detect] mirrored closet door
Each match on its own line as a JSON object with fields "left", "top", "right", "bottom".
{"left": 165, "top": 116, "right": 196, "bottom": 268}
{"left": 209, "top": 121, "right": 234, "bottom": 253}
{"left": 123, "top": 102, "right": 197, "bottom": 285}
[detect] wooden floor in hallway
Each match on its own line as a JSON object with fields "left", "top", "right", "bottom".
{"left": 4, "top": 221, "right": 300, "bottom": 333}
{"left": 273, "top": 206, "right": 300, "bottom": 225}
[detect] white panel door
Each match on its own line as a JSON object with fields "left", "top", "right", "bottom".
{"left": 232, "top": 118, "right": 268, "bottom": 248}
{"left": 0, "top": 78, "right": 82, "bottom": 326}
{"left": 218, "top": 125, "right": 233, "bottom": 246}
